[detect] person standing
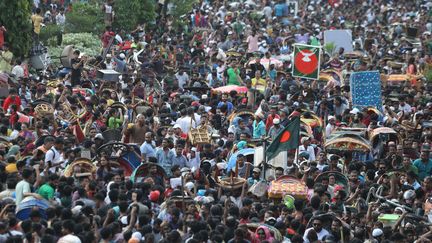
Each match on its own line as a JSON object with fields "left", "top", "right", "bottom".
{"left": 0, "top": 23, "right": 6, "bottom": 50}
{"left": 15, "top": 167, "right": 42, "bottom": 205}
{"left": 0, "top": 44, "right": 13, "bottom": 73}
{"left": 70, "top": 50, "right": 85, "bottom": 87}
{"left": 31, "top": 8, "right": 44, "bottom": 38}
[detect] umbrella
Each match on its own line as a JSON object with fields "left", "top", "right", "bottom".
{"left": 212, "top": 85, "right": 248, "bottom": 94}
{"left": 226, "top": 148, "right": 255, "bottom": 172}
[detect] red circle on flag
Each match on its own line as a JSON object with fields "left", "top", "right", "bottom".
{"left": 295, "top": 49, "right": 318, "bottom": 75}
{"left": 280, "top": 131, "right": 291, "bottom": 143}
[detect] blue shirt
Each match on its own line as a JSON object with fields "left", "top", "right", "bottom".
{"left": 413, "top": 158, "right": 432, "bottom": 181}
{"left": 172, "top": 154, "right": 187, "bottom": 168}
{"left": 156, "top": 148, "right": 175, "bottom": 175}
{"left": 140, "top": 141, "right": 156, "bottom": 160}
{"left": 274, "top": 3, "right": 286, "bottom": 17}
{"left": 252, "top": 120, "right": 266, "bottom": 139}
{"left": 217, "top": 101, "right": 234, "bottom": 114}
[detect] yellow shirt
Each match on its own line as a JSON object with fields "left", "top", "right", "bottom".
{"left": 31, "top": 14, "right": 43, "bottom": 34}
{"left": 251, "top": 77, "right": 267, "bottom": 93}
{"left": 0, "top": 51, "right": 13, "bottom": 73}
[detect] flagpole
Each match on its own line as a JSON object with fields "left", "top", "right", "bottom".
{"left": 262, "top": 138, "right": 267, "bottom": 181}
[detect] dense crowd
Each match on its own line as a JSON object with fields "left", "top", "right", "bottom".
{"left": 1, "top": 0, "right": 432, "bottom": 242}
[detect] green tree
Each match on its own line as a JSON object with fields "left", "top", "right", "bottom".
{"left": 113, "top": 0, "right": 156, "bottom": 31}
{"left": 65, "top": 2, "right": 104, "bottom": 34}
{"left": 0, "top": 0, "right": 33, "bottom": 58}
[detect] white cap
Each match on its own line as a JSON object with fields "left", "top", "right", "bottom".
{"left": 350, "top": 108, "right": 360, "bottom": 114}
{"left": 95, "top": 133, "right": 104, "bottom": 140}
{"left": 106, "top": 54, "right": 112, "bottom": 58}
{"left": 119, "top": 53, "right": 126, "bottom": 59}
{"left": 201, "top": 94, "right": 208, "bottom": 99}
{"left": 191, "top": 147, "right": 197, "bottom": 152}
{"left": 328, "top": 115, "right": 336, "bottom": 121}
{"left": 372, "top": 228, "right": 383, "bottom": 237}
{"left": 131, "top": 232, "right": 142, "bottom": 240}
{"left": 71, "top": 205, "right": 82, "bottom": 216}
{"left": 173, "top": 124, "right": 182, "bottom": 130}
{"left": 273, "top": 118, "right": 280, "bottom": 124}
{"left": 228, "top": 31, "right": 233, "bottom": 35}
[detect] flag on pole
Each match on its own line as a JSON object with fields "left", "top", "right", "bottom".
{"left": 266, "top": 117, "right": 301, "bottom": 161}
{"left": 292, "top": 44, "right": 321, "bottom": 80}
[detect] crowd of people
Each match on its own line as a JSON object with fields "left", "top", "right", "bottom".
{"left": 0, "top": 0, "right": 432, "bottom": 242}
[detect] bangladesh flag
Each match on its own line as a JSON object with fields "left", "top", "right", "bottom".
{"left": 292, "top": 44, "right": 321, "bottom": 80}
{"left": 266, "top": 117, "right": 300, "bottom": 161}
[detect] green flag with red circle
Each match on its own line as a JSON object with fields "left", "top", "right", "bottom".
{"left": 292, "top": 44, "right": 321, "bottom": 80}
{"left": 266, "top": 116, "right": 300, "bottom": 161}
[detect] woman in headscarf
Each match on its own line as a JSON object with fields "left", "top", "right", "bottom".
{"left": 254, "top": 226, "right": 275, "bottom": 243}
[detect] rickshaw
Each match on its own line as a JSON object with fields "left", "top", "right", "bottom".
{"left": 130, "top": 162, "right": 167, "bottom": 183}
{"left": 246, "top": 223, "right": 283, "bottom": 242}
{"left": 63, "top": 158, "right": 97, "bottom": 178}
{"left": 228, "top": 109, "right": 256, "bottom": 127}
{"left": 325, "top": 132, "right": 371, "bottom": 154}
{"left": 315, "top": 171, "right": 350, "bottom": 195}
{"left": 94, "top": 142, "right": 141, "bottom": 177}
{"left": 268, "top": 175, "right": 308, "bottom": 200}
{"left": 369, "top": 127, "right": 401, "bottom": 148}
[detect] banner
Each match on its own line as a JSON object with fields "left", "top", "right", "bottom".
{"left": 324, "top": 29, "right": 353, "bottom": 53}
{"left": 350, "top": 71, "right": 383, "bottom": 111}
{"left": 292, "top": 44, "right": 321, "bottom": 80}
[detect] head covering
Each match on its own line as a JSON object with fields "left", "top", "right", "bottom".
{"left": 372, "top": 228, "right": 383, "bottom": 237}
{"left": 6, "top": 145, "right": 20, "bottom": 159}
{"left": 273, "top": 118, "right": 280, "bottom": 124}
{"left": 255, "top": 226, "right": 275, "bottom": 242}
{"left": 95, "top": 133, "right": 104, "bottom": 140}
{"left": 149, "top": 190, "right": 160, "bottom": 202}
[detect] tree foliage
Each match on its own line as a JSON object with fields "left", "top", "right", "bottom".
{"left": 113, "top": 0, "right": 156, "bottom": 31}
{"left": 65, "top": 2, "right": 104, "bottom": 34}
{"left": 0, "top": 0, "right": 33, "bottom": 57}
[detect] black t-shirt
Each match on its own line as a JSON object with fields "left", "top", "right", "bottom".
{"left": 71, "top": 58, "right": 83, "bottom": 86}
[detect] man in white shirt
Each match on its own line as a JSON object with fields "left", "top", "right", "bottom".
{"left": 58, "top": 220, "right": 81, "bottom": 243}
{"left": 298, "top": 137, "right": 316, "bottom": 162}
{"left": 175, "top": 70, "right": 189, "bottom": 89}
{"left": 325, "top": 116, "right": 336, "bottom": 139}
{"left": 45, "top": 137, "right": 64, "bottom": 173}
{"left": 186, "top": 147, "right": 200, "bottom": 171}
{"left": 11, "top": 60, "right": 24, "bottom": 80}
{"left": 175, "top": 109, "right": 196, "bottom": 134}
{"left": 303, "top": 218, "right": 330, "bottom": 243}
{"left": 55, "top": 8, "right": 66, "bottom": 27}
{"left": 398, "top": 97, "right": 412, "bottom": 114}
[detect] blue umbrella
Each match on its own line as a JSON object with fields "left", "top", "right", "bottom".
{"left": 227, "top": 148, "right": 255, "bottom": 172}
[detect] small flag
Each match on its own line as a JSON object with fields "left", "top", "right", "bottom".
{"left": 292, "top": 44, "right": 321, "bottom": 80}
{"left": 266, "top": 117, "right": 301, "bottom": 161}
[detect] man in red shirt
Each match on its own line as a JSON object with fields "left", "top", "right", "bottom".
{"left": 2, "top": 88, "right": 21, "bottom": 112}
{"left": 265, "top": 106, "right": 280, "bottom": 132}
{"left": 0, "top": 23, "right": 6, "bottom": 49}
{"left": 101, "top": 26, "right": 115, "bottom": 49}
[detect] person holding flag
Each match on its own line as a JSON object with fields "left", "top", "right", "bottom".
{"left": 266, "top": 116, "right": 301, "bottom": 162}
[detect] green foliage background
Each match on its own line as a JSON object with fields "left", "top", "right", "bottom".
{"left": 113, "top": 0, "right": 156, "bottom": 31}
{"left": 0, "top": 0, "right": 33, "bottom": 57}
{"left": 65, "top": 2, "right": 105, "bottom": 34}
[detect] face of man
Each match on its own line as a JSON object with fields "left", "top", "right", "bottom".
{"left": 176, "top": 147, "right": 182, "bottom": 155}
{"left": 331, "top": 220, "right": 341, "bottom": 233}
{"left": 421, "top": 151, "right": 430, "bottom": 162}
{"left": 145, "top": 133, "right": 152, "bottom": 143}
{"left": 313, "top": 219, "right": 323, "bottom": 232}
{"left": 162, "top": 140, "right": 168, "bottom": 148}
{"left": 275, "top": 169, "right": 283, "bottom": 178}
